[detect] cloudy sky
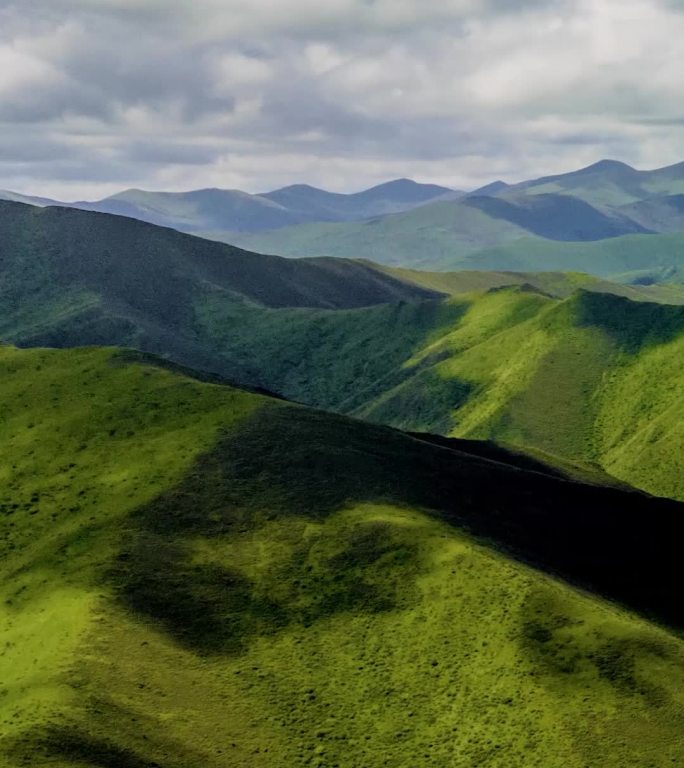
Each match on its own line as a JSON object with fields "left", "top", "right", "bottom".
{"left": 1, "top": 0, "right": 684, "bottom": 199}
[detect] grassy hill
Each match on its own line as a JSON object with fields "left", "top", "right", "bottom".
{"left": 220, "top": 201, "right": 536, "bottom": 268}
{"left": 462, "top": 192, "right": 650, "bottom": 241}
{"left": 192, "top": 286, "right": 684, "bottom": 502}
{"left": 221, "top": 201, "right": 684, "bottom": 276}
{"left": 1, "top": 200, "right": 682, "bottom": 502}
{"left": 0, "top": 199, "right": 442, "bottom": 377}
{"left": 2, "top": 345, "right": 684, "bottom": 768}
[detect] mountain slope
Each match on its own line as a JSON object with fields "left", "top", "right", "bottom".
{"left": 192, "top": 286, "right": 684, "bottom": 502}
{"left": 75, "top": 187, "right": 310, "bottom": 232}
{"left": 462, "top": 192, "right": 651, "bottom": 241}
{"left": 2, "top": 345, "right": 684, "bottom": 768}
{"left": 0, "top": 199, "right": 441, "bottom": 375}
{"left": 508, "top": 159, "right": 684, "bottom": 206}
{"left": 221, "top": 199, "right": 533, "bottom": 268}
{"left": 618, "top": 194, "right": 684, "bottom": 233}
{"left": 1, "top": 200, "right": 681, "bottom": 501}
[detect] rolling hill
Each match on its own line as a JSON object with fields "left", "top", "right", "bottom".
{"left": 2, "top": 345, "right": 684, "bottom": 768}
{"left": 192, "top": 284, "right": 684, "bottom": 502}
{"left": 1, "top": 199, "right": 682, "bottom": 503}
{"left": 222, "top": 204, "right": 684, "bottom": 276}
{"left": 461, "top": 193, "right": 651, "bottom": 241}
{"left": 214, "top": 160, "right": 684, "bottom": 272}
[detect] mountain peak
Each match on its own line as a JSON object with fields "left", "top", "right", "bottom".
{"left": 578, "top": 159, "right": 636, "bottom": 174}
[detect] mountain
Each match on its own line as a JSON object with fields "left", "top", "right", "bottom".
{"left": 3, "top": 344, "right": 684, "bottom": 768}
{"left": 461, "top": 193, "right": 651, "bottom": 241}
{"left": 260, "top": 178, "right": 458, "bottom": 221}
{"left": 191, "top": 282, "right": 684, "bottom": 503}
{"left": 0, "top": 189, "right": 61, "bottom": 207}
{"left": 509, "top": 159, "right": 684, "bottom": 207}
{"left": 0, "top": 178, "right": 455, "bottom": 234}
{"left": 617, "top": 193, "right": 684, "bottom": 233}
{"left": 74, "top": 187, "right": 312, "bottom": 232}
{"left": 1, "top": 199, "right": 682, "bottom": 503}
{"left": 223, "top": 201, "right": 684, "bottom": 276}
{"left": 0, "top": 198, "right": 444, "bottom": 372}
{"left": 215, "top": 159, "right": 684, "bottom": 270}
{"left": 221, "top": 199, "right": 534, "bottom": 268}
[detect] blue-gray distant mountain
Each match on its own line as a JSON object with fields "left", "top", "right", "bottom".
{"left": 507, "top": 159, "right": 684, "bottom": 206}
{"left": 261, "top": 178, "right": 459, "bottom": 221}
{"left": 617, "top": 194, "right": 684, "bottom": 233}
{"left": 0, "top": 179, "right": 456, "bottom": 234}
{"left": 462, "top": 192, "right": 652, "bottom": 241}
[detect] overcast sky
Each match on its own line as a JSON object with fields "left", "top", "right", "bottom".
{"left": 1, "top": 0, "right": 684, "bottom": 199}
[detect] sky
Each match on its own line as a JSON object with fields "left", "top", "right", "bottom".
{"left": 1, "top": 0, "right": 684, "bottom": 199}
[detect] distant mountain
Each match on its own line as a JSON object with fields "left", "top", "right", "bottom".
{"left": 0, "top": 189, "right": 61, "bottom": 207}
{"left": 224, "top": 199, "right": 682, "bottom": 276}
{"left": 508, "top": 159, "right": 684, "bottom": 206}
{"left": 0, "top": 178, "right": 456, "bottom": 234}
{"left": 617, "top": 193, "right": 684, "bottom": 232}
{"left": 467, "top": 179, "right": 510, "bottom": 196}
{"left": 462, "top": 192, "right": 651, "bottom": 241}
{"left": 73, "top": 187, "right": 309, "bottom": 232}
{"left": 261, "top": 178, "right": 458, "bottom": 221}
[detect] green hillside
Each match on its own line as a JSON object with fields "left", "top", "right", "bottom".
{"left": 220, "top": 203, "right": 684, "bottom": 276}
{"left": 216, "top": 200, "right": 531, "bottom": 268}
{"left": 0, "top": 199, "right": 441, "bottom": 378}
{"left": 2, "top": 345, "right": 684, "bottom": 768}
{"left": 1, "top": 200, "right": 682, "bottom": 502}
{"left": 193, "top": 287, "right": 684, "bottom": 502}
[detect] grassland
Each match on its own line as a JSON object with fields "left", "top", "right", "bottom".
{"left": 219, "top": 205, "right": 684, "bottom": 276}
{"left": 2, "top": 345, "right": 684, "bottom": 767}
{"left": 193, "top": 285, "right": 684, "bottom": 502}
{"left": 1, "top": 197, "right": 682, "bottom": 503}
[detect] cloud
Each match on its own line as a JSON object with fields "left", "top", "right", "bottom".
{"left": 0, "top": 0, "right": 683, "bottom": 197}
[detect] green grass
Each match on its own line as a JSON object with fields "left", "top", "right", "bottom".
{"left": 2, "top": 346, "right": 684, "bottom": 766}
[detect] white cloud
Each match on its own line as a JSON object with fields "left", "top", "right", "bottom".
{"left": 1, "top": 0, "right": 684, "bottom": 197}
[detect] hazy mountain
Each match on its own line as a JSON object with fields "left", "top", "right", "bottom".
{"left": 0, "top": 189, "right": 62, "bottom": 207}
{"left": 462, "top": 192, "right": 652, "bottom": 241}
{"left": 0, "top": 178, "right": 456, "bottom": 234}
{"left": 261, "top": 178, "right": 458, "bottom": 221}
{"left": 507, "top": 159, "right": 684, "bottom": 206}
{"left": 617, "top": 193, "right": 684, "bottom": 233}
{"left": 224, "top": 202, "right": 684, "bottom": 276}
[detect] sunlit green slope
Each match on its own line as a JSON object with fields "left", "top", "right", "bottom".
{"left": 194, "top": 287, "right": 684, "bottom": 501}
{"left": 2, "top": 346, "right": 684, "bottom": 768}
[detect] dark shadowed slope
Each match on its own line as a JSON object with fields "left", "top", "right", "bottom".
{"left": 462, "top": 193, "right": 651, "bottom": 241}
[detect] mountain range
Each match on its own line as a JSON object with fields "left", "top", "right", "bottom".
{"left": 1, "top": 198, "right": 682, "bottom": 503}
{"left": 3, "top": 162, "right": 684, "bottom": 767}
{"left": 0, "top": 177, "right": 458, "bottom": 233}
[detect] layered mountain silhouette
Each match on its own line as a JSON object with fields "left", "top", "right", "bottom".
{"left": 1, "top": 198, "right": 682, "bottom": 504}
{"left": 2, "top": 182, "right": 684, "bottom": 767}
{"left": 0, "top": 177, "right": 456, "bottom": 233}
